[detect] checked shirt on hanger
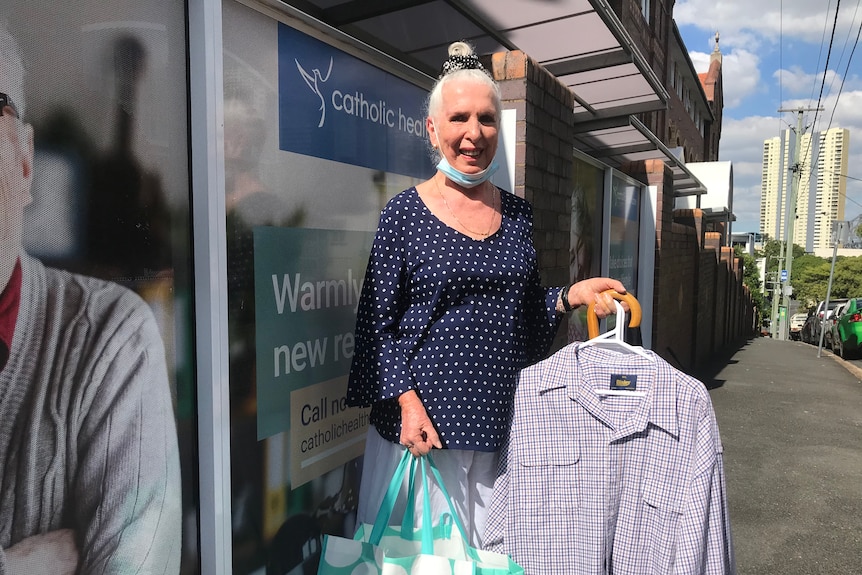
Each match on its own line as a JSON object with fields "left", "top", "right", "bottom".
{"left": 484, "top": 344, "right": 736, "bottom": 574}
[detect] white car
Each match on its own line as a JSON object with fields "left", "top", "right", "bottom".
{"left": 789, "top": 313, "right": 807, "bottom": 340}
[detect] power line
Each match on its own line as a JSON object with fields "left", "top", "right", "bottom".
{"left": 808, "top": 0, "right": 834, "bottom": 107}
{"left": 803, "top": 7, "right": 862, "bottom": 225}
{"left": 779, "top": 0, "right": 784, "bottom": 135}
{"left": 818, "top": 169, "right": 862, "bottom": 213}
{"left": 824, "top": 8, "right": 862, "bottom": 130}
{"left": 802, "top": 0, "right": 841, "bottom": 164}
{"left": 821, "top": 1, "right": 859, "bottom": 105}
{"left": 821, "top": 168, "right": 862, "bottom": 183}
{"left": 789, "top": 0, "right": 845, "bottom": 220}
{"left": 833, "top": 0, "right": 862, "bottom": 76}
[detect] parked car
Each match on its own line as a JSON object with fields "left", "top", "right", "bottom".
{"left": 830, "top": 298, "right": 862, "bottom": 359}
{"left": 802, "top": 299, "right": 848, "bottom": 344}
{"left": 824, "top": 302, "right": 847, "bottom": 350}
{"left": 789, "top": 313, "right": 807, "bottom": 341}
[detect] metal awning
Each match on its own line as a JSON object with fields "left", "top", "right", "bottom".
{"left": 702, "top": 207, "right": 736, "bottom": 220}
{"left": 573, "top": 115, "right": 707, "bottom": 196}
{"left": 273, "top": 0, "right": 669, "bottom": 122}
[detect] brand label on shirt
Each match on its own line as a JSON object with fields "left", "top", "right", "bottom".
{"left": 610, "top": 374, "right": 638, "bottom": 391}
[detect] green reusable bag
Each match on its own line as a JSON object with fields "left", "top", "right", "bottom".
{"left": 317, "top": 451, "right": 524, "bottom": 575}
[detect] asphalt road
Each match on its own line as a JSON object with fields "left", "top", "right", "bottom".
{"left": 695, "top": 337, "right": 862, "bottom": 574}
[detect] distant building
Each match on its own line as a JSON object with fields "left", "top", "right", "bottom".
{"left": 676, "top": 160, "right": 735, "bottom": 244}
{"left": 665, "top": 23, "right": 717, "bottom": 162}
{"left": 697, "top": 33, "right": 724, "bottom": 162}
{"left": 730, "top": 232, "right": 757, "bottom": 256}
{"left": 760, "top": 127, "right": 850, "bottom": 251}
{"left": 605, "top": 0, "right": 721, "bottom": 164}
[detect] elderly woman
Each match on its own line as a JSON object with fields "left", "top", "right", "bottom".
{"left": 346, "top": 41, "right": 625, "bottom": 546}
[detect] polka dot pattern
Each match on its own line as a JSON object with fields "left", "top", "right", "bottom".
{"left": 347, "top": 188, "right": 562, "bottom": 452}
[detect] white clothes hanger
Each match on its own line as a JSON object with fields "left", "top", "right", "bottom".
{"left": 581, "top": 290, "right": 651, "bottom": 358}
{"left": 580, "top": 300, "right": 652, "bottom": 359}
{"left": 579, "top": 290, "right": 651, "bottom": 397}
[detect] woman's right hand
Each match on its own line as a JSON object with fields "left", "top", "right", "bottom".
{"left": 567, "top": 277, "right": 627, "bottom": 317}
{"left": 398, "top": 390, "right": 442, "bottom": 456}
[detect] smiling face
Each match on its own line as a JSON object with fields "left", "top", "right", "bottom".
{"left": 427, "top": 77, "right": 499, "bottom": 175}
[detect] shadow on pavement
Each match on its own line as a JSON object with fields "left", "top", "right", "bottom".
{"left": 687, "top": 336, "right": 756, "bottom": 390}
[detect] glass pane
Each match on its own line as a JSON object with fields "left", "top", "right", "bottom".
{"left": 222, "top": 2, "right": 432, "bottom": 572}
{"left": 5, "top": 1, "right": 197, "bottom": 573}
{"left": 568, "top": 156, "right": 604, "bottom": 342}
{"left": 609, "top": 174, "right": 641, "bottom": 297}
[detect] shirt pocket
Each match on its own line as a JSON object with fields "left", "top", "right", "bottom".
{"left": 513, "top": 439, "right": 580, "bottom": 513}
{"left": 642, "top": 470, "right": 685, "bottom": 570}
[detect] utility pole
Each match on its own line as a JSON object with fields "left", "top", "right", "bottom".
{"left": 817, "top": 221, "right": 848, "bottom": 357}
{"left": 769, "top": 254, "right": 784, "bottom": 339}
{"left": 775, "top": 106, "right": 824, "bottom": 340}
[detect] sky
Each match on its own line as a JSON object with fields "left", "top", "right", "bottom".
{"left": 675, "top": 0, "right": 862, "bottom": 235}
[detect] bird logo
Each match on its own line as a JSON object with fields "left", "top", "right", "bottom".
{"left": 295, "top": 57, "right": 334, "bottom": 128}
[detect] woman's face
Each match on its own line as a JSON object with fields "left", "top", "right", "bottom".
{"left": 428, "top": 78, "right": 498, "bottom": 174}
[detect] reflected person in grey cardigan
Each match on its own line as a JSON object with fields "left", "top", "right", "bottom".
{"left": 0, "top": 23, "right": 180, "bottom": 575}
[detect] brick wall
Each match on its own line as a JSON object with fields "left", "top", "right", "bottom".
{"left": 628, "top": 161, "right": 754, "bottom": 372}
{"left": 484, "top": 49, "right": 755, "bottom": 368}
{"left": 487, "top": 51, "right": 575, "bottom": 352}
{"left": 713, "top": 263, "right": 729, "bottom": 354}
{"left": 697, "top": 250, "right": 717, "bottom": 364}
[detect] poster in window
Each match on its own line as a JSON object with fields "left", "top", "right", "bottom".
{"left": 2, "top": 1, "right": 195, "bottom": 573}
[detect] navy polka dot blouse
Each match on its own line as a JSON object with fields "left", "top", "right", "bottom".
{"left": 346, "top": 187, "right": 563, "bottom": 452}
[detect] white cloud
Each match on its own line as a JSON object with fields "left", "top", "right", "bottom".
{"left": 675, "top": 0, "right": 859, "bottom": 47}
{"left": 719, "top": 50, "right": 765, "bottom": 109}
{"left": 773, "top": 66, "right": 843, "bottom": 96}
{"left": 717, "top": 91, "right": 862, "bottom": 232}
{"left": 816, "top": 90, "right": 862, "bottom": 220}
{"left": 719, "top": 115, "right": 782, "bottom": 165}
{"left": 678, "top": 1, "right": 862, "bottom": 229}
{"left": 689, "top": 51, "right": 710, "bottom": 72}
{"left": 718, "top": 116, "right": 784, "bottom": 231}
{"left": 730, "top": 184, "right": 764, "bottom": 233}
{"left": 689, "top": 48, "right": 763, "bottom": 108}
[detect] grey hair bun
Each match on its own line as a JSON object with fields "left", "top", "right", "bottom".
{"left": 439, "top": 40, "right": 487, "bottom": 78}
{"left": 448, "top": 41, "right": 475, "bottom": 57}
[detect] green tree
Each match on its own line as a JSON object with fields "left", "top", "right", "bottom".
{"left": 736, "top": 246, "right": 766, "bottom": 321}
{"left": 761, "top": 239, "right": 805, "bottom": 274}
{"left": 791, "top": 253, "right": 827, "bottom": 283}
{"left": 793, "top": 259, "right": 831, "bottom": 307}
{"left": 830, "top": 256, "right": 862, "bottom": 299}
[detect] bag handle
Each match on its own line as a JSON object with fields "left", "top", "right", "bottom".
{"left": 400, "top": 456, "right": 435, "bottom": 552}
{"left": 368, "top": 451, "right": 477, "bottom": 556}
{"left": 425, "top": 454, "right": 520, "bottom": 566}
{"left": 403, "top": 454, "right": 417, "bottom": 534}
{"left": 369, "top": 450, "right": 412, "bottom": 544}
{"left": 423, "top": 454, "right": 469, "bottom": 540}
{"left": 419, "top": 457, "right": 433, "bottom": 552}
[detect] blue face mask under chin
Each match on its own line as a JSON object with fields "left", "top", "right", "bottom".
{"left": 436, "top": 156, "right": 500, "bottom": 188}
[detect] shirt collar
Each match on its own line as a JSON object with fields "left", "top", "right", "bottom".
{"left": 0, "top": 258, "right": 23, "bottom": 372}
{"left": 537, "top": 343, "right": 679, "bottom": 439}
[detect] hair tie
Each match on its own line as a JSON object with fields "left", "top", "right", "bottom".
{"left": 439, "top": 50, "right": 487, "bottom": 78}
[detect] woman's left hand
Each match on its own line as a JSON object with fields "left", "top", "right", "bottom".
{"left": 566, "top": 278, "right": 627, "bottom": 318}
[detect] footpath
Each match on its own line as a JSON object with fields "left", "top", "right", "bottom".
{"left": 693, "top": 336, "right": 862, "bottom": 575}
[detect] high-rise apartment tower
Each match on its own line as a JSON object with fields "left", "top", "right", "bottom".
{"left": 760, "top": 127, "right": 849, "bottom": 251}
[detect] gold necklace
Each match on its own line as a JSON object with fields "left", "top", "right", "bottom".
{"left": 435, "top": 178, "right": 498, "bottom": 238}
